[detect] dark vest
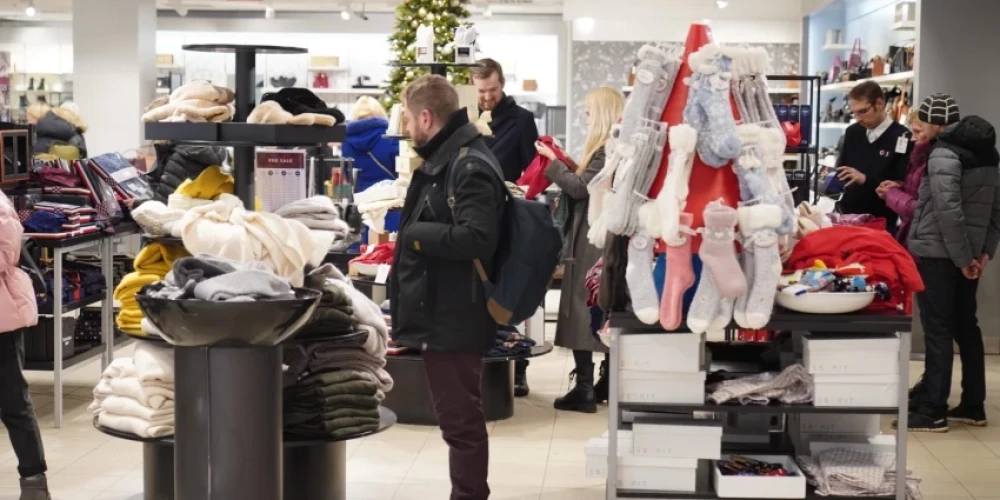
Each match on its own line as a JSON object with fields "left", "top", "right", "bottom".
{"left": 836, "top": 121, "right": 912, "bottom": 230}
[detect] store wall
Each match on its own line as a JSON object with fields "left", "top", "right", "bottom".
{"left": 916, "top": 0, "right": 1000, "bottom": 355}
{"left": 0, "top": 21, "right": 73, "bottom": 73}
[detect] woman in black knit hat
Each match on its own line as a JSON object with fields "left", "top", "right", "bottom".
{"left": 892, "top": 93, "right": 1000, "bottom": 433}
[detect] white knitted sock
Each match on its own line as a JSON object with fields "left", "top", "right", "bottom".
{"left": 737, "top": 204, "right": 783, "bottom": 329}
{"left": 656, "top": 124, "right": 697, "bottom": 245}
{"left": 626, "top": 229, "right": 660, "bottom": 325}
{"left": 606, "top": 128, "right": 657, "bottom": 236}
{"left": 710, "top": 297, "right": 735, "bottom": 332}
{"left": 733, "top": 216, "right": 756, "bottom": 329}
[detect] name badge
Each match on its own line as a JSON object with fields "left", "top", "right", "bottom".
{"left": 896, "top": 135, "right": 909, "bottom": 154}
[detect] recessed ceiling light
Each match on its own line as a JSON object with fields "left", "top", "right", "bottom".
{"left": 341, "top": 10, "right": 351, "bottom": 20}
{"left": 25, "top": 1, "right": 36, "bottom": 16}
{"left": 716, "top": 0, "right": 729, "bottom": 8}
{"left": 265, "top": 6, "right": 275, "bottom": 19}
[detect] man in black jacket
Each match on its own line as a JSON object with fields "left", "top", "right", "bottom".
{"left": 390, "top": 75, "right": 505, "bottom": 500}
{"left": 472, "top": 58, "right": 538, "bottom": 396}
{"left": 834, "top": 81, "right": 911, "bottom": 232}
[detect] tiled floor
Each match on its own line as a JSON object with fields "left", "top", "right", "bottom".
{"left": 5, "top": 342, "right": 1000, "bottom": 499}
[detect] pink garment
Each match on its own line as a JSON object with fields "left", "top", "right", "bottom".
{"left": 0, "top": 191, "right": 39, "bottom": 334}
{"left": 885, "top": 141, "right": 932, "bottom": 246}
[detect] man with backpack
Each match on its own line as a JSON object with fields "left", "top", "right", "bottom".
{"left": 390, "top": 75, "right": 505, "bottom": 500}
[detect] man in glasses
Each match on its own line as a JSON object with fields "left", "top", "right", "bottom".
{"left": 833, "top": 81, "right": 912, "bottom": 232}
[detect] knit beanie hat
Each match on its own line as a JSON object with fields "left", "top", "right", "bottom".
{"left": 918, "top": 93, "right": 960, "bottom": 126}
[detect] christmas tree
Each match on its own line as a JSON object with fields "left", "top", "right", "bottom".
{"left": 385, "top": 0, "right": 471, "bottom": 105}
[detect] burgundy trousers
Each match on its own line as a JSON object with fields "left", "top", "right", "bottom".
{"left": 422, "top": 351, "right": 490, "bottom": 500}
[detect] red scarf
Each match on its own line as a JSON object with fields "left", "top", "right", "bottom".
{"left": 517, "top": 135, "right": 574, "bottom": 200}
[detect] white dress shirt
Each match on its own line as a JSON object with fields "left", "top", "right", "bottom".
{"left": 866, "top": 116, "right": 894, "bottom": 143}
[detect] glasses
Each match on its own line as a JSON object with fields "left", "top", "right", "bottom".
{"left": 850, "top": 105, "right": 874, "bottom": 117}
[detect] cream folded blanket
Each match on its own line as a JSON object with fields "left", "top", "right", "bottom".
{"left": 98, "top": 412, "right": 174, "bottom": 439}
{"left": 109, "top": 377, "right": 175, "bottom": 409}
{"left": 134, "top": 341, "right": 175, "bottom": 384}
{"left": 102, "top": 395, "right": 174, "bottom": 421}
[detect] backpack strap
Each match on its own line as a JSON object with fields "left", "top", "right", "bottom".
{"left": 444, "top": 146, "right": 508, "bottom": 283}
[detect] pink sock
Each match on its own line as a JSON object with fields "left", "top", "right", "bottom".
{"left": 659, "top": 213, "right": 696, "bottom": 331}
{"left": 700, "top": 201, "right": 746, "bottom": 299}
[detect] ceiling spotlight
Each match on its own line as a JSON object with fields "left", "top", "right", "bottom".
{"left": 715, "top": 0, "right": 729, "bottom": 8}
{"left": 483, "top": 5, "right": 493, "bottom": 17}
{"left": 25, "top": 1, "right": 36, "bottom": 16}
{"left": 341, "top": 10, "right": 351, "bottom": 20}
{"left": 265, "top": 6, "right": 275, "bottom": 19}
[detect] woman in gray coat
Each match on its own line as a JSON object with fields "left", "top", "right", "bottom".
{"left": 535, "top": 87, "right": 623, "bottom": 413}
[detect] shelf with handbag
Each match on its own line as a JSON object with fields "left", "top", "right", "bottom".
{"left": 819, "top": 70, "right": 913, "bottom": 93}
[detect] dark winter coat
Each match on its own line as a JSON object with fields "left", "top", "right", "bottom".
{"left": 546, "top": 148, "right": 608, "bottom": 353}
{"left": 483, "top": 94, "right": 539, "bottom": 182}
{"left": 908, "top": 116, "right": 1000, "bottom": 267}
{"left": 147, "top": 144, "right": 229, "bottom": 204}
{"left": 35, "top": 108, "right": 88, "bottom": 158}
{"left": 389, "top": 110, "right": 506, "bottom": 353}
{"left": 342, "top": 117, "right": 400, "bottom": 192}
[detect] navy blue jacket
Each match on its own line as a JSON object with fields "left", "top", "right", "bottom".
{"left": 342, "top": 117, "right": 400, "bottom": 192}
{"left": 483, "top": 95, "right": 539, "bottom": 182}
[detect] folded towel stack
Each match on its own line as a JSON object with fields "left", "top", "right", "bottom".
{"left": 274, "top": 196, "right": 352, "bottom": 249}
{"left": 114, "top": 243, "right": 190, "bottom": 334}
{"left": 284, "top": 370, "right": 382, "bottom": 438}
{"left": 90, "top": 341, "right": 176, "bottom": 438}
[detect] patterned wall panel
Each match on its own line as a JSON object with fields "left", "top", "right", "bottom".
{"left": 568, "top": 41, "right": 800, "bottom": 157}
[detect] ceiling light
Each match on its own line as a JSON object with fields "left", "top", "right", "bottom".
{"left": 25, "top": 1, "right": 35, "bottom": 16}
{"left": 483, "top": 5, "right": 493, "bottom": 17}
{"left": 265, "top": 6, "right": 275, "bottom": 19}
{"left": 341, "top": 10, "right": 351, "bottom": 20}
{"left": 715, "top": 0, "right": 729, "bottom": 8}
{"left": 576, "top": 17, "right": 595, "bottom": 32}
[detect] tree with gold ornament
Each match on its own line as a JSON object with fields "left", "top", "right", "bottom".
{"left": 385, "top": 0, "right": 471, "bottom": 105}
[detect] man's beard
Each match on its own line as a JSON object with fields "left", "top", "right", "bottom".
{"left": 411, "top": 127, "right": 430, "bottom": 147}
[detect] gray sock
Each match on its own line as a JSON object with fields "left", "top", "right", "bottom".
{"left": 605, "top": 128, "right": 658, "bottom": 236}
{"left": 626, "top": 229, "right": 660, "bottom": 325}
{"left": 733, "top": 226, "right": 756, "bottom": 328}
{"left": 687, "top": 266, "right": 721, "bottom": 334}
{"left": 736, "top": 204, "right": 784, "bottom": 329}
{"left": 620, "top": 45, "right": 680, "bottom": 140}
{"left": 710, "top": 297, "right": 735, "bottom": 331}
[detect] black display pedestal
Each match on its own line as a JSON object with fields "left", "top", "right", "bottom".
{"left": 173, "top": 344, "right": 282, "bottom": 500}
{"left": 181, "top": 44, "right": 306, "bottom": 208}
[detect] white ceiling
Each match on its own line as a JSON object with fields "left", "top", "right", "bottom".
{"left": 0, "top": 0, "right": 564, "bottom": 19}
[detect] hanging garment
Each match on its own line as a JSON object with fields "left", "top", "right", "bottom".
{"left": 516, "top": 135, "right": 575, "bottom": 200}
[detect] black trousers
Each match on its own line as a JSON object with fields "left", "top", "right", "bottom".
{"left": 0, "top": 331, "right": 47, "bottom": 478}
{"left": 423, "top": 351, "right": 490, "bottom": 500}
{"left": 916, "top": 258, "right": 986, "bottom": 416}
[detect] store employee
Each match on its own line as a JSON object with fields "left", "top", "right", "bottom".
{"left": 834, "top": 81, "right": 912, "bottom": 232}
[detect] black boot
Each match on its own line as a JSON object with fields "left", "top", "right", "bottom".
{"left": 514, "top": 359, "right": 529, "bottom": 397}
{"left": 554, "top": 368, "right": 597, "bottom": 413}
{"left": 594, "top": 359, "right": 609, "bottom": 404}
{"left": 37, "top": 78, "right": 45, "bottom": 91}
{"left": 908, "top": 375, "right": 927, "bottom": 412}
{"left": 19, "top": 474, "right": 51, "bottom": 500}
{"left": 28, "top": 77, "right": 34, "bottom": 91}
{"left": 19, "top": 94, "right": 28, "bottom": 108}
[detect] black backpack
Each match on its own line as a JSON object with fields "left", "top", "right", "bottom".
{"left": 446, "top": 146, "right": 562, "bottom": 326}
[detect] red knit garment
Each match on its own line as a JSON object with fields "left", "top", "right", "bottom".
{"left": 784, "top": 226, "right": 925, "bottom": 313}
{"left": 352, "top": 242, "right": 396, "bottom": 265}
{"left": 517, "top": 135, "right": 574, "bottom": 200}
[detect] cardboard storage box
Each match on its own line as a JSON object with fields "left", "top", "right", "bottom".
{"left": 620, "top": 333, "right": 704, "bottom": 373}
{"left": 803, "top": 334, "right": 899, "bottom": 375}
{"left": 585, "top": 433, "right": 698, "bottom": 492}
{"left": 798, "top": 414, "right": 880, "bottom": 435}
{"left": 713, "top": 455, "right": 806, "bottom": 499}
{"left": 619, "top": 370, "right": 706, "bottom": 404}
{"left": 632, "top": 417, "right": 722, "bottom": 459}
{"left": 813, "top": 373, "right": 899, "bottom": 407}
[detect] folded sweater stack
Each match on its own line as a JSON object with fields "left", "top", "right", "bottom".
{"left": 90, "top": 341, "right": 176, "bottom": 438}
{"left": 355, "top": 179, "right": 408, "bottom": 233}
{"left": 285, "top": 264, "right": 392, "bottom": 392}
{"left": 274, "top": 196, "right": 352, "bottom": 250}
{"left": 142, "top": 80, "right": 236, "bottom": 123}
{"left": 132, "top": 166, "right": 235, "bottom": 238}
{"left": 284, "top": 370, "right": 382, "bottom": 439}
{"left": 114, "top": 243, "right": 190, "bottom": 334}
{"left": 298, "top": 270, "right": 357, "bottom": 336}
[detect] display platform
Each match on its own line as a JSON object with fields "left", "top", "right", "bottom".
{"left": 94, "top": 406, "right": 396, "bottom": 500}
{"left": 383, "top": 342, "right": 553, "bottom": 425}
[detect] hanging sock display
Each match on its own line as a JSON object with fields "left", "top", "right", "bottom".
{"left": 626, "top": 229, "right": 660, "bottom": 325}
{"left": 655, "top": 124, "right": 697, "bottom": 245}
{"left": 605, "top": 122, "right": 666, "bottom": 236}
{"left": 734, "top": 203, "right": 783, "bottom": 329}
{"left": 683, "top": 45, "right": 741, "bottom": 168}
{"left": 699, "top": 201, "right": 745, "bottom": 298}
{"left": 620, "top": 44, "right": 682, "bottom": 141}
{"left": 586, "top": 127, "right": 623, "bottom": 248}
{"left": 659, "top": 212, "right": 696, "bottom": 331}
{"left": 733, "top": 124, "right": 796, "bottom": 236}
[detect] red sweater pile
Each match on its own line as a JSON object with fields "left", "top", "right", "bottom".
{"left": 517, "top": 135, "right": 575, "bottom": 200}
{"left": 784, "top": 226, "right": 925, "bottom": 313}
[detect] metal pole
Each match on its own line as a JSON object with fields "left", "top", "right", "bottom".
{"left": 233, "top": 47, "right": 258, "bottom": 209}
{"left": 52, "top": 248, "right": 63, "bottom": 428}
{"left": 896, "top": 330, "right": 911, "bottom": 500}
{"left": 606, "top": 328, "right": 620, "bottom": 500}
{"left": 101, "top": 239, "right": 113, "bottom": 370}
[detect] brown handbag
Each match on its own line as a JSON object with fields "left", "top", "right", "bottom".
{"left": 872, "top": 55, "right": 886, "bottom": 77}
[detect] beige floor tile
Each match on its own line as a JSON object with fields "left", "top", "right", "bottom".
{"left": 404, "top": 460, "right": 452, "bottom": 482}
{"left": 942, "top": 455, "right": 1000, "bottom": 474}
{"left": 540, "top": 485, "right": 605, "bottom": 500}
{"left": 352, "top": 438, "right": 425, "bottom": 457}
{"left": 489, "top": 484, "right": 543, "bottom": 500}
{"left": 347, "top": 456, "right": 415, "bottom": 484}
{"left": 48, "top": 489, "right": 101, "bottom": 500}
{"left": 346, "top": 481, "right": 400, "bottom": 500}
{"left": 101, "top": 470, "right": 143, "bottom": 493}
{"left": 393, "top": 479, "right": 452, "bottom": 500}
{"left": 960, "top": 482, "right": 1000, "bottom": 498}
{"left": 47, "top": 472, "right": 120, "bottom": 492}
{"left": 0, "top": 488, "right": 23, "bottom": 500}
{"left": 923, "top": 439, "right": 996, "bottom": 458}
{"left": 918, "top": 479, "right": 972, "bottom": 498}
{"left": 542, "top": 474, "right": 605, "bottom": 489}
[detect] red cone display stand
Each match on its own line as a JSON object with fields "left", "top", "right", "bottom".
{"left": 648, "top": 23, "right": 742, "bottom": 253}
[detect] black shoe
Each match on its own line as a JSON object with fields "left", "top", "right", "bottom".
{"left": 19, "top": 94, "right": 28, "bottom": 108}
{"left": 19, "top": 474, "right": 51, "bottom": 500}
{"left": 948, "top": 405, "right": 988, "bottom": 427}
{"left": 554, "top": 369, "right": 597, "bottom": 413}
{"left": 908, "top": 376, "right": 926, "bottom": 412}
{"left": 37, "top": 78, "right": 45, "bottom": 91}
{"left": 594, "top": 360, "right": 609, "bottom": 404}
{"left": 892, "top": 411, "right": 948, "bottom": 433}
{"left": 28, "top": 77, "right": 34, "bottom": 91}
{"left": 514, "top": 371, "right": 529, "bottom": 397}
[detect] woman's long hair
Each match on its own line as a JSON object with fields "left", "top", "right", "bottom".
{"left": 578, "top": 86, "right": 624, "bottom": 174}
